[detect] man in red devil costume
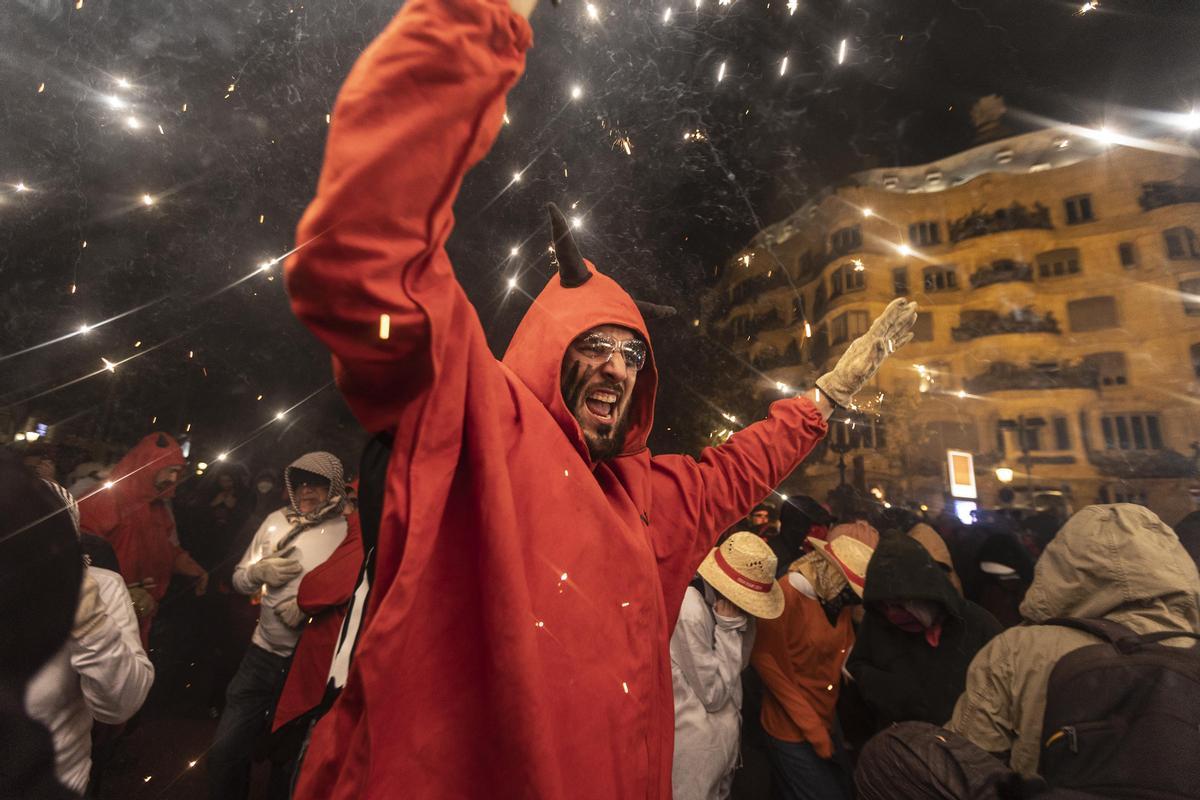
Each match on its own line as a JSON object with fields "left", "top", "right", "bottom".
{"left": 283, "top": 0, "right": 917, "bottom": 795}
{"left": 78, "top": 433, "right": 208, "bottom": 644}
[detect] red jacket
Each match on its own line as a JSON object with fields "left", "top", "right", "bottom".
{"left": 272, "top": 512, "right": 364, "bottom": 732}
{"left": 77, "top": 433, "right": 186, "bottom": 604}
{"left": 284, "top": 0, "right": 828, "bottom": 796}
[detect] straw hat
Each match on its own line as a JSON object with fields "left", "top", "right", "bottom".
{"left": 808, "top": 534, "right": 873, "bottom": 598}
{"left": 697, "top": 532, "right": 785, "bottom": 619}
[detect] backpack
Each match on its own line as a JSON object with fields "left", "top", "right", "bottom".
{"left": 1038, "top": 617, "right": 1200, "bottom": 798}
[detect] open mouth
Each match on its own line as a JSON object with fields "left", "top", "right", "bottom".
{"left": 584, "top": 389, "right": 620, "bottom": 421}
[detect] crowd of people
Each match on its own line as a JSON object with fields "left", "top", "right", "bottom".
{"left": 4, "top": 0, "right": 1199, "bottom": 797}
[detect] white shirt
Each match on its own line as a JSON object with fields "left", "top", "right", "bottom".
{"left": 25, "top": 567, "right": 154, "bottom": 794}
{"left": 232, "top": 509, "right": 348, "bottom": 657}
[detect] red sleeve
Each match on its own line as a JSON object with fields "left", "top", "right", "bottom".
{"left": 298, "top": 517, "right": 365, "bottom": 615}
{"left": 284, "top": 0, "right": 532, "bottom": 433}
{"left": 78, "top": 491, "right": 120, "bottom": 541}
{"left": 649, "top": 397, "right": 827, "bottom": 583}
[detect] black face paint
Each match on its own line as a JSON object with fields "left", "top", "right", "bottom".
{"left": 560, "top": 355, "right": 630, "bottom": 462}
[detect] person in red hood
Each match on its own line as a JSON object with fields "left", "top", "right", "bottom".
{"left": 78, "top": 433, "right": 207, "bottom": 645}
{"left": 282, "top": 0, "right": 917, "bottom": 796}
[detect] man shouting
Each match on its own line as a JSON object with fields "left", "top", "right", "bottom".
{"left": 284, "top": 0, "right": 917, "bottom": 795}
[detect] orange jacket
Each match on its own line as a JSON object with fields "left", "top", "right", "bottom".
{"left": 284, "top": 0, "right": 828, "bottom": 796}
{"left": 752, "top": 579, "right": 854, "bottom": 758}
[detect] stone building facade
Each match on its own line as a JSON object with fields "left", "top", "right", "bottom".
{"left": 704, "top": 127, "right": 1200, "bottom": 523}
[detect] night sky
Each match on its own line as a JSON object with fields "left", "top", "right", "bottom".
{"left": 3, "top": 0, "right": 1198, "bottom": 469}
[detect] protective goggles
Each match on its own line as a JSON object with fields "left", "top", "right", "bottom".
{"left": 571, "top": 332, "right": 648, "bottom": 372}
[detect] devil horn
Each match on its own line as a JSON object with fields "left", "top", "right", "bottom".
{"left": 547, "top": 203, "right": 591, "bottom": 288}
{"left": 634, "top": 300, "right": 678, "bottom": 320}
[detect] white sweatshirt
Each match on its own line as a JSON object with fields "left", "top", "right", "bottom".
{"left": 232, "top": 508, "right": 348, "bottom": 657}
{"left": 669, "top": 585, "right": 756, "bottom": 800}
{"left": 25, "top": 566, "right": 154, "bottom": 794}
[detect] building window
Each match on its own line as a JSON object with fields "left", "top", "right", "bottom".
{"left": 912, "top": 312, "right": 934, "bottom": 342}
{"left": 1036, "top": 248, "right": 1082, "bottom": 279}
{"left": 1100, "top": 485, "right": 1148, "bottom": 505}
{"left": 731, "top": 316, "right": 749, "bottom": 338}
{"left": 1164, "top": 227, "right": 1200, "bottom": 260}
{"left": 893, "top": 267, "right": 909, "bottom": 296}
{"left": 909, "top": 221, "right": 941, "bottom": 247}
{"left": 831, "top": 225, "right": 863, "bottom": 255}
{"left": 813, "top": 283, "right": 828, "bottom": 320}
{"left": 832, "top": 416, "right": 886, "bottom": 450}
{"left": 1101, "top": 414, "right": 1164, "bottom": 450}
{"left": 1064, "top": 194, "right": 1095, "bottom": 225}
{"left": 1192, "top": 343, "right": 1200, "bottom": 379}
{"left": 922, "top": 265, "right": 958, "bottom": 292}
{"left": 1083, "top": 352, "right": 1128, "bottom": 386}
{"left": 1067, "top": 296, "right": 1119, "bottom": 332}
{"left": 831, "top": 264, "right": 866, "bottom": 296}
{"left": 995, "top": 423, "right": 1006, "bottom": 456}
{"left": 1118, "top": 242, "right": 1137, "bottom": 269}
{"left": 1182, "top": 278, "right": 1200, "bottom": 316}
{"left": 830, "top": 310, "right": 869, "bottom": 345}
{"left": 1053, "top": 416, "right": 1071, "bottom": 451}
{"left": 1020, "top": 426, "right": 1043, "bottom": 452}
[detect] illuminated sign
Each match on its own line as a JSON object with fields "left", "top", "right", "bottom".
{"left": 947, "top": 449, "right": 978, "bottom": 500}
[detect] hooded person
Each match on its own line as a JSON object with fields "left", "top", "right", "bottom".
{"left": 670, "top": 533, "right": 784, "bottom": 800}
{"left": 751, "top": 536, "right": 874, "bottom": 800}
{"left": 0, "top": 453, "right": 83, "bottom": 800}
{"left": 77, "top": 432, "right": 207, "bottom": 645}
{"left": 281, "top": 0, "right": 918, "bottom": 796}
{"left": 771, "top": 496, "right": 834, "bottom": 579}
{"left": 25, "top": 481, "right": 155, "bottom": 796}
{"left": 846, "top": 534, "right": 1000, "bottom": 734}
{"left": 947, "top": 504, "right": 1200, "bottom": 777}
{"left": 208, "top": 452, "right": 349, "bottom": 800}
{"left": 971, "top": 531, "right": 1035, "bottom": 629}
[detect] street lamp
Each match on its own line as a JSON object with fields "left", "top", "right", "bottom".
{"left": 995, "top": 467, "right": 1014, "bottom": 483}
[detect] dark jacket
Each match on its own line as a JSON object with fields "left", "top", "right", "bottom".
{"left": 972, "top": 533, "right": 1034, "bottom": 629}
{"left": 848, "top": 534, "right": 1001, "bottom": 730}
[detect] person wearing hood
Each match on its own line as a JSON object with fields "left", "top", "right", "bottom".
{"left": 971, "top": 531, "right": 1035, "bottom": 629}
{"left": 25, "top": 482, "right": 155, "bottom": 796}
{"left": 846, "top": 534, "right": 1000, "bottom": 734}
{"left": 281, "top": 0, "right": 918, "bottom": 795}
{"left": 208, "top": 452, "right": 349, "bottom": 800}
{"left": 947, "top": 504, "right": 1200, "bottom": 777}
{"left": 671, "top": 533, "right": 783, "bottom": 800}
{"left": 752, "top": 536, "right": 874, "bottom": 800}
{"left": 77, "top": 433, "right": 208, "bottom": 645}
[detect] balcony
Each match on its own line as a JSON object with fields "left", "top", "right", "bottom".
{"left": 746, "top": 308, "right": 785, "bottom": 337}
{"left": 753, "top": 340, "right": 802, "bottom": 370}
{"left": 951, "top": 307, "right": 1060, "bottom": 342}
{"left": 948, "top": 202, "right": 1053, "bottom": 244}
{"left": 1138, "top": 182, "right": 1200, "bottom": 212}
{"left": 970, "top": 259, "right": 1034, "bottom": 289}
{"left": 1088, "top": 449, "right": 1199, "bottom": 479}
{"left": 963, "top": 360, "right": 1098, "bottom": 394}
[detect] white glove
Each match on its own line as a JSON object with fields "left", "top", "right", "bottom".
{"left": 816, "top": 298, "right": 918, "bottom": 408}
{"left": 273, "top": 597, "right": 307, "bottom": 628}
{"left": 247, "top": 556, "right": 303, "bottom": 588}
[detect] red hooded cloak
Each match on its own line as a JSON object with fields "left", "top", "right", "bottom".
{"left": 284, "top": 0, "right": 828, "bottom": 796}
{"left": 77, "top": 433, "right": 187, "bottom": 637}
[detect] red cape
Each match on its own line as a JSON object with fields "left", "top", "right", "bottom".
{"left": 77, "top": 433, "right": 186, "bottom": 603}
{"left": 285, "top": 0, "right": 828, "bottom": 796}
{"left": 272, "top": 512, "right": 364, "bottom": 732}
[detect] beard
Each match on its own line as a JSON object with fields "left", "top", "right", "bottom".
{"left": 561, "top": 361, "right": 631, "bottom": 462}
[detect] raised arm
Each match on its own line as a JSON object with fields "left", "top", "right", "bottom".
{"left": 285, "top": 0, "right": 533, "bottom": 432}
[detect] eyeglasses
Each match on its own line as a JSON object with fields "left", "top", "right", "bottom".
{"left": 571, "top": 332, "right": 648, "bottom": 372}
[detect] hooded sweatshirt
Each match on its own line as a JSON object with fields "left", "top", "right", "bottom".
{"left": 947, "top": 504, "right": 1200, "bottom": 776}
{"left": 77, "top": 433, "right": 188, "bottom": 606}
{"left": 848, "top": 535, "right": 1000, "bottom": 732}
{"left": 231, "top": 453, "right": 348, "bottom": 658}
{"left": 283, "top": 0, "right": 828, "bottom": 796}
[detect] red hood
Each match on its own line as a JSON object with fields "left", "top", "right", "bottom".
{"left": 109, "top": 433, "right": 187, "bottom": 505}
{"left": 501, "top": 261, "right": 657, "bottom": 466}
